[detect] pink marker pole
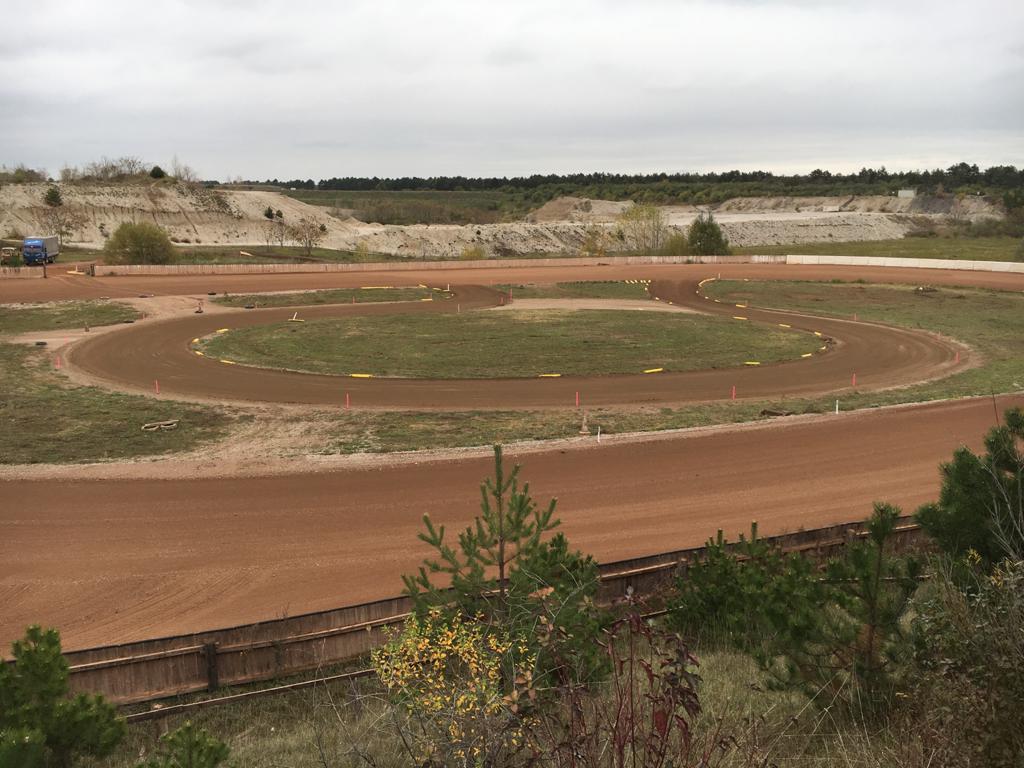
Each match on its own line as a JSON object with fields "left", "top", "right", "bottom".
{"left": 54, "top": 355, "right": 61, "bottom": 370}
{"left": 955, "top": 350, "right": 960, "bottom": 364}
{"left": 851, "top": 373, "right": 857, "bottom": 388}
{"left": 730, "top": 384, "right": 736, "bottom": 400}
{"left": 345, "top": 392, "right": 350, "bottom": 410}
{"left": 575, "top": 391, "right": 580, "bottom": 408}
{"left": 154, "top": 379, "right": 160, "bottom": 395}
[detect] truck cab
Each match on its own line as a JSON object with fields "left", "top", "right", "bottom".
{"left": 22, "top": 236, "right": 60, "bottom": 266}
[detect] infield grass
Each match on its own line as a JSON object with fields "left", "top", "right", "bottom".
{"left": 213, "top": 287, "right": 446, "bottom": 309}
{"left": 0, "top": 344, "right": 231, "bottom": 464}
{"left": 704, "top": 279, "right": 1024, "bottom": 407}
{"left": 494, "top": 280, "right": 650, "bottom": 300}
{"left": 0, "top": 300, "right": 139, "bottom": 335}
{"left": 201, "top": 309, "right": 811, "bottom": 379}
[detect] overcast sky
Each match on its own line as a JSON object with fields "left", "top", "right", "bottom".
{"left": 2, "top": 0, "right": 1022, "bottom": 181}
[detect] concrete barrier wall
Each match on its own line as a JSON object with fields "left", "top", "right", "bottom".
{"left": 786, "top": 254, "right": 1024, "bottom": 273}
{"left": 89, "top": 254, "right": 785, "bottom": 277}
{"left": 0, "top": 266, "right": 44, "bottom": 279}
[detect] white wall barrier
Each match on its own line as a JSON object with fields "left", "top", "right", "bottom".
{"left": 785, "top": 254, "right": 1024, "bottom": 273}
{"left": 5, "top": 253, "right": 1021, "bottom": 280}
{"left": 86, "top": 254, "right": 785, "bottom": 277}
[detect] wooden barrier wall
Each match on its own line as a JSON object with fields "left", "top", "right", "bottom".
{"left": 48, "top": 517, "right": 923, "bottom": 705}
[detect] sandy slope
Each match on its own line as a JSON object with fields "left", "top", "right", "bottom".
{"left": 1, "top": 183, "right": 1003, "bottom": 260}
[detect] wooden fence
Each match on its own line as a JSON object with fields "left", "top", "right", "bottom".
{"left": 44, "top": 517, "right": 923, "bottom": 707}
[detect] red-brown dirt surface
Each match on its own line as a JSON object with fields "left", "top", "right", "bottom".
{"left": 2, "top": 262, "right": 1024, "bottom": 650}
{"left": 60, "top": 278, "right": 962, "bottom": 408}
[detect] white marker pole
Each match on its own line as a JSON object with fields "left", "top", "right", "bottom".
{"left": 835, "top": 399, "right": 839, "bottom": 415}
{"left": 597, "top": 425, "right": 601, "bottom": 443}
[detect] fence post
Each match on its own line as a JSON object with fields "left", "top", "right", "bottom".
{"left": 204, "top": 643, "right": 220, "bottom": 691}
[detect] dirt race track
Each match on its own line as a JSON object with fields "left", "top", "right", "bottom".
{"left": 3, "top": 262, "right": 1024, "bottom": 650}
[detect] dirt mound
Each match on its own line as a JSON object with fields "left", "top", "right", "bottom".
{"left": 527, "top": 196, "right": 631, "bottom": 223}
{"left": 712, "top": 194, "right": 1002, "bottom": 218}
{"left": 0, "top": 182, "right": 360, "bottom": 250}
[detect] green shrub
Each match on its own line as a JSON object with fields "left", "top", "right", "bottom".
{"left": 667, "top": 523, "right": 828, "bottom": 650}
{"left": 668, "top": 504, "right": 921, "bottom": 716}
{"left": 908, "top": 559, "right": 1024, "bottom": 765}
{"left": 916, "top": 407, "right": 1024, "bottom": 565}
{"left": 0, "top": 626, "right": 125, "bottom": 767}
{"left": 403, "top": 446, "right": 604, "bottom": 681}
{"left": 459, "top": 244, "right": 486, "bottom": 260}
{"left": 137, "top": 721, "right": 229, "bottom": 768}
{"left": 103, "top": 222, "right": 174, "bottom": 265}
{"left": 687, "top": 211, "right": 730, "bottom": 255}
{"left": 149, "top": 166, "right": 166, "bottom": 179}
{"left": 660, "top": 231, "right": 690, "bottom": 256}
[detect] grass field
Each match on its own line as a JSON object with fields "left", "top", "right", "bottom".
{"left": 201, "top": 310, "right": 811, "bottom": 379}
{"left": 0, "top": 344, "right": 231, "bottom": 464}
{"left": 0, "top": 300, "right": 139, "bottom": 334}
{"left": 213, "top": 287, "right": 445, "bottom": 309}
{"left": 736, "top": 235, "right": 1022, "bottom": 261}
{"left": 494, "top": 280, "right": 650, "bottom": 300}
{"left": 101, "top": 646, "right": 898, "bottom": 768}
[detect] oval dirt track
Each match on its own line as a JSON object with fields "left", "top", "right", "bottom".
{"left": 64, "top": 276, "right": 962, "bottom": 408}
{"left": 2, "top": 261, "right": 1023, "bottom": 649}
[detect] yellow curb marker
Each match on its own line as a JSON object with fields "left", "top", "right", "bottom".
{"left": 538, "top": 373, "right": 562, "bottom": 378}
{"left": 220, "top": 359, "right": 237, "bottom": 365}
{"left": 643, "top": 367, "right": 664, "bottom": 374}
{"left": 349, "top": 373, "right": 373, "bottom": 378}
{"left": 733, "top": 316, "right": 748, "bottom": 321}
{"left": 813, "top": 331, "right": 823, "bottom": 337}
{"left": 744, "top": 361, "right": 761, "bottom": 366}
{"left": 194, "top": 350, "right": 204, "bottom": 356}
{"left": 216, "top": 328, "right": 229, "bottom": 333}
{"left": 191, "top": 337, "right": 200, "bottom": 344}
{"left": 778, "top": 323, "right": 791, "bottom": 329}
{"left": 801, "top": 353, "right": 814, "bottom": 358}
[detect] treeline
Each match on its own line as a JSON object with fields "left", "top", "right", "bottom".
{"left": 254, "top": 163, "right": 1024, "bottom": 206}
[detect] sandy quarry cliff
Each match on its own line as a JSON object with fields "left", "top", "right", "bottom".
{"left": 0, "top": 182, "right": 1003, "bottom": 260}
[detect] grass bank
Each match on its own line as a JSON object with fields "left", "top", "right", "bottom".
{"left": 0, "top": 300, "right": 139, "bottom": 334}
{"left": 167, "top": 245, "right": 406, "bottom": 265}
{"left": 0, "top": 344, "right": 232, "bottom": 464}
{"left": 736, "top": 235, "right": 1022, "bottom": 261}
{"left": 213, "top": 287, "right": 446, "bottom": 309}
{"left": 201, "top": 310, "right": 811, "bottom": 379}
{"left": 494, "top": 280, "right": 650, "bottom": 300}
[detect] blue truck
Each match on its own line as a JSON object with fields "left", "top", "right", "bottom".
{"left": 22, "top": 236, "right": 60, "bottom": 266}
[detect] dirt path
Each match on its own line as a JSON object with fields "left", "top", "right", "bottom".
{"left": 3, "top": 394, "right": 1021, "bottom": 649}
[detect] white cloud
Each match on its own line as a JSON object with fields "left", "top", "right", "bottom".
{"left": 2, "top": 0, "right": 1022, "bottom": 178}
